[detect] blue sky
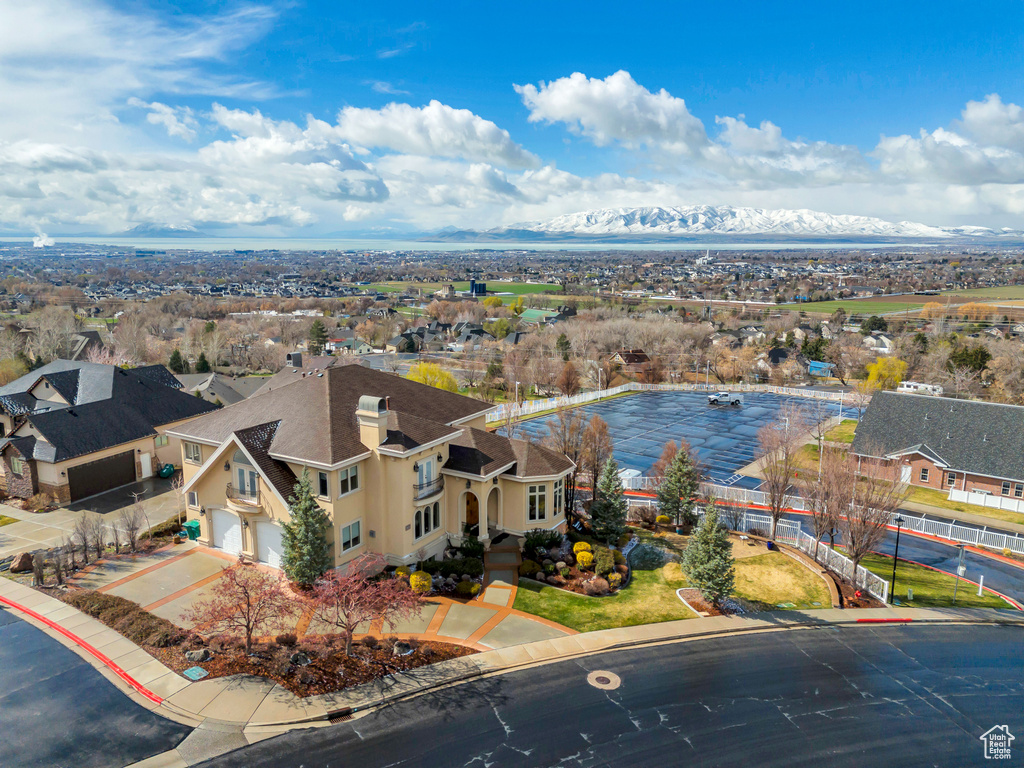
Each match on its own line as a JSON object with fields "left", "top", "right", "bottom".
{"left": 4, "top": 1, "right": 1024, "bottom": 235}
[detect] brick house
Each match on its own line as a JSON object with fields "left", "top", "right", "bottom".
{"left": 851, "top": 391, "right": 1024, "bottom": 499}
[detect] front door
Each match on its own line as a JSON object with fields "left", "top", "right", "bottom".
{"left": 465, "top": 492, "right": 479, "bottom": 527}
{"left": 139, "top": 452, "right": 153, "bottom": 479}
{"left": 901, "top": 464, "right": 912, "bottom": 484}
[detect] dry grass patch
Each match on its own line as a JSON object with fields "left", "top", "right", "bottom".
{"left": 732, "top": 551, "right": 831, "bottom": 610}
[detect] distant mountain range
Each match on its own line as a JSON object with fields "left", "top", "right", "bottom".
{"left": 121, "top": 223, "right": 207, "bottom": 237}
{"left": 429, "top": 205, "right": 1020, "bottom": 243}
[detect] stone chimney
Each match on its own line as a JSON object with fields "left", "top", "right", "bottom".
{"left": 356, "top": 395, "right": 388, "bottom": 450}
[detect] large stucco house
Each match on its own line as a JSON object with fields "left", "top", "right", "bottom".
{"left": 168, "top": 365, "right": 573, "bottom": 570}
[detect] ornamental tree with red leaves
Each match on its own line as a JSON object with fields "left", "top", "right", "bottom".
{"left": 182, "top": 564, "right": 293, "bottom": 654}
{"left": 311, "top": 553, "right": 426, "bottom": 656}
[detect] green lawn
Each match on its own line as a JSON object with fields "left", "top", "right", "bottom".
{"left": 779, "top": 299, "right": 925, "bottom": 314}
{"left": 905, "top": 486, "right": 1024, "bottom": 527}
{"left": 513, "top": 566, "right": 696, "bottom": 632}
{"left": 857, "top": 552, "right": 1011, "bottom": 609}
{"left": 825, "top": 419, "right": 857, "bottom": 443}
{"left": 0, "top": 515, "right": 16, "bottom": 527}
{"left": 733, "top": 551, "right": 832, "bottom": 609}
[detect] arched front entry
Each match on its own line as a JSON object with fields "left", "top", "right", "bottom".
{"left": 462, "top": 490, "right": 480, "bottom": 535}
{"left": 486, "top": 486, "right": 501, "bottom": 532}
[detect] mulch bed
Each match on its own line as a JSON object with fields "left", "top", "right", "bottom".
{"left": 149, "top": 636, "right": 475, "bottom": 697}
{"left": 676, "top": 587, "right": 727, "bottom": 616}
{"left": 835, "top": 579, "right": 885, "bottom": 609}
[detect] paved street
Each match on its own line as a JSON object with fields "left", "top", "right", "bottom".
{"left": 199, "top": 623, "right": 1024, "bottom": 768}
{"left": 0, "top": 606, "right": 191, "bottom": 768}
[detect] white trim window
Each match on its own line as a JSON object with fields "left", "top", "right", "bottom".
{"left": 1002, "top": 481, "right": 1012, "bottom": 496}
{"left": 155, "top": 435, "right": 169, "bottom": 448}
{"left": 553, "top": 478, "right": 563, "bottom": 517}
{"left": 341, "top": 520, "right": 361, "bottom": 552}
{"left": 317, "top": 471, "right": 331, "bottom": 500}
{"left": 184, "top": 442, "right": 202, "bottom": 464}
{"left": 187, "top": 491, "right": 199, "bottom": 509}
{"left": 919, "top": 468, "right": 929, "bottom": 483}
{"left": 432, "top": 501, "right": 440, "bottom": 531}
{"left": 528, "top": 484, "right": 547, "bottom": 521}
{"left": 1016, "top": 483, "right": 1024, "bottom": 499}
{"left": 415, "top": 503, "right": 441, "bottom": 540}
{"left": 945, "top": 472, "right": 955, "bottom": 487}
{"left": 339, "top": 465, "right": 359, "bottom": 496}
{"left": 10, "top": 457, "right": 23, "bottom": 475}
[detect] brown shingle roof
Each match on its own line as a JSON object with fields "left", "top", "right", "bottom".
{"left": 445, "top": 427, "right": 518, "bottom": 476}
{"left": 170, "top": 365, "right": 492, "bottom": 467}
{"left": 381, "top": 411, "right": 461, "bottom": 451}
{"left": 234, "top": 421, "right": 299, "bottom": 502}
{"left": 509, "top": 438, "right": 576, "bottom": 478}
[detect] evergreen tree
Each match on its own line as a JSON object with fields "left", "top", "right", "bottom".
{"left": 282, "top": 471, "right": 333, "bottom": 587}
{"left": 194, "top": 352, "right": 211, "bottom": 373}
{"left": 655, "top": 448, "right": 701, "bottom": 528}
{"left": 168, "top": 349, "right": 186, "bottom": 374}
{"left": 682, "top": 505, "right": 735, "bottom": 607}
{"left": 308, "top": 320, "right": 328, "bottom": 355}
{"left": 589, "top": 460, "right": 627, "bottom": 544}
{"left": 555, "top": 333, "right": 571, "bottom": 360}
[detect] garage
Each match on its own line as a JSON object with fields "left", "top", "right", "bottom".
{"left": 66, "top": 450, "right": 136, "bottom": 502}
{"left": 256, "top": 521, "right": 285, "bottom": 569}
{"left": 212, "top": 509, "right": 243, "bottom": 556}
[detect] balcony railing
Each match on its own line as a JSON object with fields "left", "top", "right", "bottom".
{"left": 413, "top": 476, "right": 444, "bottom": 500}
{"left": 226, "top": 483, "right": 260, "bottom": 507}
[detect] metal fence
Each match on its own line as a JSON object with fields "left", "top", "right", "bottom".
{"left": 487, "top": 381, "right": 852, "bottom": 425}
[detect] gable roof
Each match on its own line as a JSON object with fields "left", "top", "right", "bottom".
{"left": 444, "top": 427, "right": 574, "bottom": 479}
{"left": 169, "top": 364, "right": 493, "bottom": 467}
{"left": 2, "top": 364, "right": 218, "bottom": 463}
{"left": 851, "top": 391, "right": 1024, "bottom": 481}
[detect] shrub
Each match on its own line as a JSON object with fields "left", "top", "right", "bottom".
{"left": 519, "top": 559, "right": 541, "bottom": 577}
{"left": 613, "top": 551, "right": 626, "bottom": 565}
{"left": 409, "top": 571, "right": 432, "bottom": 593}
{"left": 395, "top": 566, "right": 411, "bottom": 577}
{"left": 27, "top": 493, "right": 51, "bottom": 513}
{"left": 456, "top": 581, "right": 481, "bottom": 597}
{"left": 655, "top": 514, "right": 671, "bottom": 525}
{"left": 582, "top": 577, "right": 610, "bottom": 596}
{"left": 65, "top": 591, "right": 185, "bottom": 648}
{"left": 576, "top": 551, "right": 594, "bottom": 569}
{"left": 544, "top": 563, "right": 556, "bottom": 575}
{"left": 607, "top": 572, "right": 622, "bottom": 589}
{"left": 1004, "top": 548, "right": 1013, "bottom": 558}
{"left": 594, "top": 548, "right": 615, "bottom": 577}
{"left": 572, "top": 541, "right": 592, "bottom": 555}
{"left": 361, "top": 635, "right": 379, "bottom": 649}
{"left": 747, "top": 527, "right": 768, "bottom": 538}
{"left": 275, "top": 632, "right": 298, "bottom": 647}
{"left": 438, "top": 557, "right": 483, "bottom": 579}
{"left": 460, "top": 536, "right": 485, "bottom": 558}
{"left": 617, "top": 533, "right": 632, "bottom": 548}
{"left": 419, "top": 559, "right": 442, "bottom": 575}
{"left": 630, "top": 543, "right": 672, "bottom": 570}
{"left": 560, "top": 567, "right": 571, "bottom": 578}
{"left": 525, "top": 529, "right": 562, "bottom": 552}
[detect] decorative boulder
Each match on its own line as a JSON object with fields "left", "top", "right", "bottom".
{"left": 555, "top": 561, "right": 566, "bottom": 570}
{"left": 461, "top": 574, "right": 471, "bottom": 581}
{"left": 542, "top": 558, "right": 553, "bottom": 567}
{"left": 534, "top": 573, "right": 547, "bottom": 583}
{"left": 185, "top": 648, "right": 212, "bottom": 663}
{"left": 9, "top": 552, "right": 33, "bottom": 573}
{"left": 392, "top": 641, "right": 413, "bottom": 656}
{"left": 290, "top": 651, "right": 311, "bottom": 666}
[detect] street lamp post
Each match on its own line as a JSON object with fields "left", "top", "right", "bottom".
{"left": 889, "top": 515, "right": 905, "bottom": 604}
{"left": 952, "top": 544, "right": 967, "bottom": 604}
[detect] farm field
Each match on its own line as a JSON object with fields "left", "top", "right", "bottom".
{"left": 780, "top": 298, "right": 925, "bottom": 314}
{"left": 939, "top": 285, "right": 1024, "bottom": 300}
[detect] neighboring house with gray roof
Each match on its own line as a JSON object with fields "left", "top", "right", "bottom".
{"left": 168, "top": 365, "right": 573, "bottom": 570}
{"left": 851, "top": 391, "right": 1024, "bottom": 499}
{"left": 0, "top": 361, "right": 218, "bottom": 503}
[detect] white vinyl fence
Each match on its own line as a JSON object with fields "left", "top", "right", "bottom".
{"left": 488, "top": 382, "right": 852, "bottom": 425}
{"left": 627, "top": 497, "right": 889, "bottom": 602}
{"left": 949, "top": 487, "right": 1024, "bottom": 515}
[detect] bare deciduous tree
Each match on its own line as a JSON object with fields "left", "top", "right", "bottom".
{"left": 843, "top": 448, "right": 909, "bottom": 576}
{"left": 798, "top": 446, "right": 850, "bottom": 558}
{"left": 582, "top": 415, "right": 613, "bottom": 503}
{"left": 755, "top": 405, "right": 808, "bottom": 539}
{"left": 119, "top": 503, "right": 145, "bottom": 552}
{"left": 543, "top": 400, "right": 586, "bottom": 517}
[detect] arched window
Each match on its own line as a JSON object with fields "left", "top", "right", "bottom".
{"left": 432, "top": 502, "right": 440, "bottom": 530}
{"left": 415, "top": 509, "right": 422, "bottom": 539}
{"left": 423, "top": 507, "right": 431, "bottom": 534}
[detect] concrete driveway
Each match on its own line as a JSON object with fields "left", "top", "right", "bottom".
{"left": 0, "top": 477, "right": 180, "bottom": 561}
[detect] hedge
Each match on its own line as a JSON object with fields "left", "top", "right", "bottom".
{"left": 65, "top": 591, "right": 185, "bottom": 648}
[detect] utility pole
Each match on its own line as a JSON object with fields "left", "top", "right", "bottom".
{"left": 889, "top": 515, "right": 904, "bottom": 603}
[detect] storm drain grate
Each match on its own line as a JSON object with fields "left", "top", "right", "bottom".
{"left": 329, "top": 712, "right": 353, "bottom": 724}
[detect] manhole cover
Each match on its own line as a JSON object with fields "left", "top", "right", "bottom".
{"left": 587, "top": 670, "right": 621, "bottom": 690}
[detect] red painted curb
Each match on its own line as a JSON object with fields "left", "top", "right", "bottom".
{"left": 0, "top": 595, "right": 163, "bottom": 705}
{"left": 856, "top": 618, "right": 914, "bottom": 623}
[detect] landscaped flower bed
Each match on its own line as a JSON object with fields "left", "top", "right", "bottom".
{"left": 150, "top": 633, "right": 475, "bottom": 697}
{"left": 519, "top": 531, "right": 629, "bottom": 597}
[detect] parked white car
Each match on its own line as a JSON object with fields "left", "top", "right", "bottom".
{"left": 708, "top": 391, "right": 743, "bottom": 405}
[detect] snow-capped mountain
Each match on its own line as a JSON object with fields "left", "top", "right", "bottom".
{"left": 434, "top": 205, "right": 1017, "bottom": 242}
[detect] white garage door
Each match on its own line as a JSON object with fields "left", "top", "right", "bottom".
{"left": 212, "top": 509, "right": 242, "bottom": 556}
{"left": 256, "top": 521, "right": 285, "bottom": 569}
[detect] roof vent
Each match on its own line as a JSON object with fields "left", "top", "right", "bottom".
{"left": 983, "top": 434, "right": 989, "bottom": 441}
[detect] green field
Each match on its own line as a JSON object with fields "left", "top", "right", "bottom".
{"left": 780, "top": 299, "right": 925, "bottom": 314}
{"left": 857, "top": 553, "right": 1011, "bottom": 609}
{"left": 362, "top": 281, "right": 560, "bottom": 297}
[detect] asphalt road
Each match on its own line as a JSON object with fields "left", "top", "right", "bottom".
{"left": 200, "top": 624, "right": 1024, "bottom": 768}
{"left": 0, "top": 607, "right": 191, "bottom": 768}
{"left": 781, "top": 512, "right": 1024, "bottom": 605}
